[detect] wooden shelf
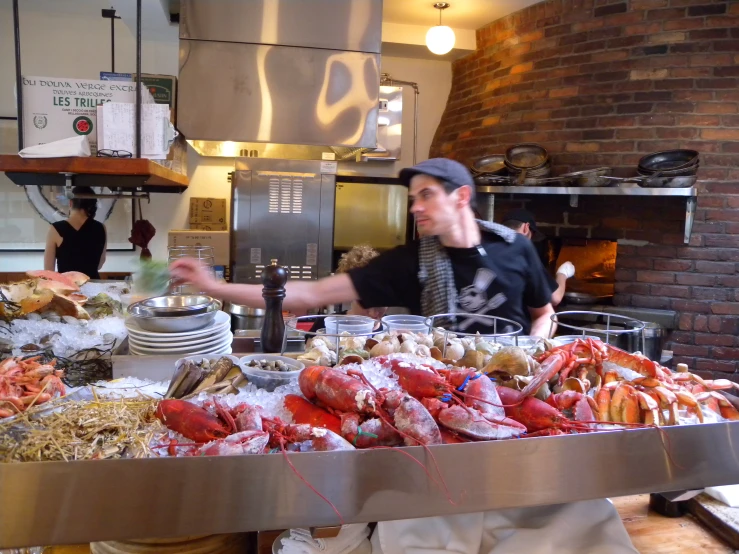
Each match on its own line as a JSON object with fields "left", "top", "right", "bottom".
{"left": 0, "top": 155, "right": 188, "bottom": 192}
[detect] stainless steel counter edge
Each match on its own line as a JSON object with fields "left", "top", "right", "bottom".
{"left": 1, "top": 422, "right": 739, "bottom": 547}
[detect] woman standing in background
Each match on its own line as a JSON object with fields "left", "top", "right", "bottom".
{"left": 44, "top": 186, "right": 107, "bottom": 280}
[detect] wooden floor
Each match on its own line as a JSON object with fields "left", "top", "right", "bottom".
{"left": 612, "top": 495, "right": 733, "bottom": 554}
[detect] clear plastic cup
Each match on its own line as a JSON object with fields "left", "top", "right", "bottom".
{"left": 324, "top": 315, "right": 376, "bottom": 336}
{"left": 382, "top": 314, "right": 430, "bottom": 334}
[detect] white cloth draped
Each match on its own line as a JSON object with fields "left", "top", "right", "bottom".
{"left": 371, "top": 500, "right": 638, "bottom": 554}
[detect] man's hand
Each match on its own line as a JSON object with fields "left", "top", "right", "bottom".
{"left": 556, "top": 261, "right": 575, "bottom": 279}
{"left": 169, "top": 258, "right": 220, "bottom": 294}
{"left": 168, "top": 262, "right": 359, "bottom": 312}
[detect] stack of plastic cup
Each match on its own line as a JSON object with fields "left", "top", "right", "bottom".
{"left": 381, "top": 314, "right": 430, "bottom": 334}
{"left": 324, "top": 315, "right": 376, "bottom": 335}
{"left": 168, "top": 246, "right": 216, "bottom": 294}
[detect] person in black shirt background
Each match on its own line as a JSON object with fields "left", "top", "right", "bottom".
{"left": 501, "top": 209, "right": 576, "bottom": 307}
{"left": 170, "top": 158, "right": 556, "bottom": 337}
{"left": 44, "top": 186, "right": 107, "bottom": 280}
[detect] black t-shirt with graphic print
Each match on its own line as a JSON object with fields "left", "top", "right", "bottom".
{"left": 348, "top": 232, "right": 553, "bottom": 335}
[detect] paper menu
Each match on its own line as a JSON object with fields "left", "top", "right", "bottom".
{"left": 96, "top": 102, "right": 173, "bottom": 159}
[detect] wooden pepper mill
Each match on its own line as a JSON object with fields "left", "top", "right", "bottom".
{"left": 260, "top": 259, "right": 287, "bottom": 353}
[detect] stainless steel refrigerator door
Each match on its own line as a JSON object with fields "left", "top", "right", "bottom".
{"left": 333, "top": 182, "right": 408, "bottom": 250}
{"left": 232, "top": 159, "right": 336, "bottom": 284}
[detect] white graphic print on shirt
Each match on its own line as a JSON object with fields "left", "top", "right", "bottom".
{"left": 456, "top": 268, "right": 508, "bottom": 331}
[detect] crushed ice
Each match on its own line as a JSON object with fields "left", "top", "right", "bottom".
{"left": 91, "top": 377, "right": 168, "bottom": 399}
{"left": 80, "top": 282, "right": 126, "bottom": 302}
{"left": 7, "top": 316, "right": 127, "bottom": 358}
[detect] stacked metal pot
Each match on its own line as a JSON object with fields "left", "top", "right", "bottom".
{"left": 470, "top": 145, "right": 699, "bottom": 188}
{"left": 636, "top": 149, "right": 699, "bottom": 188}
{"left": 504, "top": 143, "right": 552, "bottom": 183}
{"left": 471, "top": 144, "right": 554, "bottom": 185}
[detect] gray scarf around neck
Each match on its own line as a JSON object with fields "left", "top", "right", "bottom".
{"left": 418, "top": 219, "right": 517, "bottom": 317}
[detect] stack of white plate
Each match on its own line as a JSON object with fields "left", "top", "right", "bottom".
{"left": 126, "top": 311, "right": 233, "bottom": 356}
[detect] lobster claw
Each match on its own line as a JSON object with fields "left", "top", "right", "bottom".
{"left": 384, "top": 390, "right": 442, "bottom": 446}
{"left": 196, "top": 430, "right": 270, "bottom": 456}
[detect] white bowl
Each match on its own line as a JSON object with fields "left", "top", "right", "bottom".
{"left": 127, "top": 301, "right": 219, "bottom": 333}
{"left": 239, "top": 354, "right": 305, "bottom": 392}
{"left": 128, "top": 327, "right": 231, "bottom": 348}
{"left": 125, "top": 311, "right": 230, "bottom": 339}
{"left": 129, "top": 333, "right": 233, "bottom": 356}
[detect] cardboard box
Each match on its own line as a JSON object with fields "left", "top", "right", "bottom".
{"left": 191, "top": 222, "right": 228, "bottom": 231}
{"left": 101, "top": 72, "right": 177, "bottom": 124}
{"left": 168, "top": 230, "right": 230, "bottom": 266}
{"left": 189, "top": 197, "right": 227, "bottom": 225}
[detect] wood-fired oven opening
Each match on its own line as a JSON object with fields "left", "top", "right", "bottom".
{"left": 537, "top": 238, "right": 618, "bottom": 305}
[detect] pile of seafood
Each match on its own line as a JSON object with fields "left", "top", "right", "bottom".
{"left": 165, "top": 356, "right": 245, "bottom": 399}
{"left": 298, "top": 328, "right": 547, "bottom": 369}
{"left": 0, "top": 356, "right": 66, "bottom": 419}
{"left": 1, "top": 270, "right": 93, "bottom": 321}
{"left": 1, "top": 270, "right": 127, "bottom": 361}
{"left": 155, "top": 339, "right": 739, "bottom": 457}
{"left": 0, "top": 396, "right": 163, "bottom": 462}
{"left": 2, "top": 340, "right": 738, "bottom": 464}
{"left": 245, "top": 357, "right": 296, "bottom": 372}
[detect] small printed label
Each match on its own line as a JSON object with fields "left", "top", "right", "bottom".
{"left": 250, "top": 248, "right": 262, "bottom": 264}
{"left": 320, "top": 161, "right": 337, "bottom": 174}
{"left": 73, "top": 116, "right": 93, "bottom": 135}
{"left": 306, "top": 243, "right": 318, "bottom": 266}
{"left": 321, "top": 152, "right": 336, "bottom": 161}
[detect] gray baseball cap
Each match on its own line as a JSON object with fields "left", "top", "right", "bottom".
{"left": 399, "top": 158, "right": 477, "bottom": 208}
{"left": 399, "top": 158, "right": 474, "bottom": 189}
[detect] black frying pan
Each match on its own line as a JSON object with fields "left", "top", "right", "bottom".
{"left": 638, "top": 150, "right": 699, "bottom": 172}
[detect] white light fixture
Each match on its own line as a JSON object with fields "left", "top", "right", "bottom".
{"left": 426, "top": 2, "right": 455, "bottom": 55}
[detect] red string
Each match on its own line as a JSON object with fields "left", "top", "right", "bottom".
{"left": 376, "top": 412, "right": 459, "bottom": 506}
{"left": 279, "top": 440, "right": 345, "bottom": 525}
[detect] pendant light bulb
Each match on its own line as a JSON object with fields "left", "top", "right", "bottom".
{"left": 426, "top": 2, "right": 455, "bottom": 55}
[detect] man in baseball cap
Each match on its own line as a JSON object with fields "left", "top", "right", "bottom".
{"left": 501, "top": 208, "right": 546, "bottom": 242}
{"left": 399, "top": 157, "right": 478, "bottom": 207}
{"left": 502, "top": 209, "right": 576, "bottom": 306}
{"left": 398, "top": 158, "right": 481, "bottom": 237}
{"left": 170, "top": 158, "right": 555, "bottom": 337}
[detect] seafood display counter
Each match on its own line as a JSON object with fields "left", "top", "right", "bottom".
{"left": 1, "top": 354, "right": 738, "bottom": 549}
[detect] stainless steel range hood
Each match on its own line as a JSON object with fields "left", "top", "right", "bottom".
{"left": 178, "top": 0, "right": 382, "bottom": 159}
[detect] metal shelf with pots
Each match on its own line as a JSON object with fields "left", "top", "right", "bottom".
{"left": 475, "top": 184, "right": 698, "bottom": 244}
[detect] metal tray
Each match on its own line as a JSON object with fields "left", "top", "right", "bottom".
{"left": 0, "top": 356, "right": 737, "bottom": 548}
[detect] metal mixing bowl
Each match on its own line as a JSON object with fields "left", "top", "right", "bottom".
{"left": 141, "top": 295, "right": 214, "bottom": 316}
{"left": 128, "top": 301, "right": 219, "bottom": 333}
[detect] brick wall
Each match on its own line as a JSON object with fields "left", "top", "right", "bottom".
{"left": 430, "top": 0, "right": 739, "bottom": 378}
